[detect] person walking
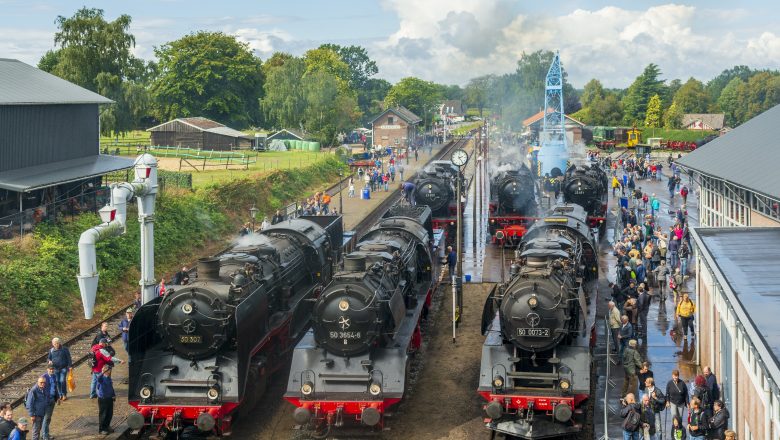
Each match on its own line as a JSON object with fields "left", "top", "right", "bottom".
{"left": 89, "top": 339, "right": 123, "bottom": 399}
{"left": 692, "top": 375, "right": 713, "bottom": 415}
{"left": 348, "top": 179, "right": 355, "bottom": 198}
{"left": 25, "top": 378, "right": 47, "bottom": 440}
{"left": 46, "top": 338, "right": 71, "bottom": 401}
{"left": 666, "top": 369, "right": 689, "bottom": 421}
{"left": 687, "top": 398, "right": 709, "bottom": 440}
{"left": 609, "top": 301, "right": 621, "bottom": 353}
{"left": 637, "top": 288, "right": 651, "bottom": 339}
{"left": 672, "top": 268, "right": 685, "bottom": 306}
{"left": 446, "top": 246, "right": 457, "bottom": 280}
{"left": 620, "top": 393, "right": 643, "bottom": 440}
{"left": 622, "top": 340, "right": 642, "bottom": 397}
{"left": 676, "top": 293, "right": 696, "bottom": 341}
{"left": 643, "top": 377, "right": 665, "bottom": 439}
{"left": 619, "top": 316, "right": 633, "bottom": 356}
{"left": 41, "top": 367, "right": 59, "bottom": 440}
{"left": 118, "top": 308, "right": 133, "bottom": 359}
{"left": 708, "top": 401, "right": 729, "bottom": 440}
{"left": 654, "top": 260, "right": 670, "bottom": 303}
{"left": 96, "top": 366, "right": 116, "bottom": 435}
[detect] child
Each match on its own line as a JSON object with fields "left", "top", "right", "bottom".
{"left": 348, "top": 180, "right": 355, "bottom": 198}
{"left": 671, "top": 415, "right": 687, "bottom": 439}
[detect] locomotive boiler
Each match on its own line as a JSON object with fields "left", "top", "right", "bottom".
{"left": 412, "top": 160, "right": 463, "bottom": 216}
{"left": 561, "top": 163, "right": 609, "bottom": 233}
{"left": 479, "top": 204, "right": 599, "bottom": 439}
{"left": 125, "top": 216, "right": 342, "bottom": 437}
{"left": 285, "top": 205, "right": 439, "bottom": 436}
{"left": 489, "top": 162, "right": 539, "bottom": 243}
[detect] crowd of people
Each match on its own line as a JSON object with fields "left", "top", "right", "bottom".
{"left": 604, "top": 154, "right": 734, "bottom": 439}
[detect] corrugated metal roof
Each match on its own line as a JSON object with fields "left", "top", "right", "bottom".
{"left": 206, "top": 126, "right": 251, "bottom": 138}
{"left": 693, "top": 227, "right": 780, "bottom": 386}
{"left": 682, "top": 113, "right": 725, "bottom": 130}
{"left": 0, "top": 58, "right": 112, "bottom": 105}
{"left": 267, "top": 128, "right": 307, "bottom": 141}
{"left": 180, "top": 117, "right": 224, "bottom": 130}
{"left": 0, "top": 154, "right": 133, "bottom": 192}
{"left": 677, "top": 104, "right": 780, "bottom": 200}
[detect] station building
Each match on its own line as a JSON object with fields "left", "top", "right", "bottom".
{"left": 679, "top": 104, "right": 780, "bottom": 440}
{"left": 0, "top": 58, "right": 133, "bottom": 237}
{"left": 369, "top": 106, "right": 421, "bottom": 149}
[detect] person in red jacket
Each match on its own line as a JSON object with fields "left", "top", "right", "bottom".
{"left": 89, "top": 339, "right": 123, "bottom": 399}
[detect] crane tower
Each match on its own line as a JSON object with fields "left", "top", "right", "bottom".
{"left": 537, "top": 51, "right": 567, "bottom": 177}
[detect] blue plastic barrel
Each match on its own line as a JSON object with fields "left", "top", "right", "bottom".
{"left": 619, "top": 196, "right": 628, "bottom": 209}
{"left": 362, "top": 187, "right": 370, "bottom": 200}
{"left": 465, "top": 274, "right": 472, "bottom": 282}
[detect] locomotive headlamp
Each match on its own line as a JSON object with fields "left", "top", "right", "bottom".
{"left": 301, "top": 381, "right": 314, "bottom": 396}
{"left": 139, "top": 385, "right": 154, "bottom": 400}
{"left": 559, "top": 378, "right": 571, "bottom": 391}
{"left": 369, "top": 382, "right": 382, "bottom": 396}
{"left": 207, "top": 385, "right": 221, "bottom": 401}
{"left": 527, "top": 295, "right": 538, "bottom": 308}
{"left": 338, "top": 299, "right": 350, "bottom": 311}
{"left": 492, "top": 375, "right": 504, "bottom": 389}
{"left": 181, "top": 303, "right": 194, "bottom": 314}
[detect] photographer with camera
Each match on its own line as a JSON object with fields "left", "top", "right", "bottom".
{"left": 621, "top": 393, "right": 643, "bottom": 440}
{"left": 88, "top": 338, "right": 123, "bottom": 399}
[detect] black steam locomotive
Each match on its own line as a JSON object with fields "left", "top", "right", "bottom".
{"left": 412, "top": 160, "right": 465, "bottom": 244}
{"left": 479, "top": 204, "right": 599, "bottom": 439}
{"left": 125, "top": 216, "right": 342, "bottom": 437}
{"left": 561, "top": 163, "right": 609, "bottom": 233}
{"left": 489, "top": 162, "right": 539, "bottom": 243}
{"left": 285, "top": 205, "right": 439, "bottom": 436}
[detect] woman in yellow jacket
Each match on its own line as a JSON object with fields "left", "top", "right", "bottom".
{"left": 676, "top": 292, "right": 696, "bottom": 340}
{"left": 611, "top": 176, "right": 622, "bottom": 197}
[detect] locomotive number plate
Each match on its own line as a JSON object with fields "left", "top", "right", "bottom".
{"left": 517, "top": 328, "right": 550, "bottom": 337}
{"left": 330, "top": 331, "right": 362, "bottom": 340}
{"left": 179, "top": 335, "right": 203, "bottom": 344}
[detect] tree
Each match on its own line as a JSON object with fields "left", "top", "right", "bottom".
{"left": 580, "top": 79, "right": 605, "bottom": 109}
{"left": 465, "top": 75, "right": 493, "bottom": 117}
{"left": 261, "top": 56, "right": 307, "bottom": 129}
{"left": 151, "top": 31, "right": 263, "bottom": 128}
{"left": 303, "top": 48, "right": 351, "bottom": 93}
{"left": 40, "top": 7, "right": 150, "bottom": 135}
{"left": 302, "top": 71, "right": 359, "bottom": 145}
{"left": 644, "top": 94, "right": 662, "bottom": 127}
{"left": 706, "top": 65, "right": 754, "bottom": 102}
{"left": 663, "top": 101, "right": 683, "bottom": 128}
{"left": 360, "top": 78, "right": 392, "bottom": 120}
{"left": 622, "top": 64, "right": 665, "bottom": 125}
{"left": 673, "top": 78, "right": 710, "bottom": 114}
{"left": 716, "top": 77, "right": 744, "bottom": 127}
{"left": 318, "top": 44, "right": 378, "bottom": 90}
{"left": 737, "top": 71, "right": 780, "bottom": 122}
{"left": 385, "top": 77, "right": 443, "bottom": 127}
{"left": 262, "top": 52, "right": 294, "bottom": 77}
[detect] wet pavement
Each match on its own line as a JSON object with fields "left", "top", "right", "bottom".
{"left": 594, "top": 151, "right": 700, "bottom": 439}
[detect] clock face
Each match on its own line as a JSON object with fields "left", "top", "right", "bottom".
{"left": 451, "top": 149, "right": 468, "bottom": 166}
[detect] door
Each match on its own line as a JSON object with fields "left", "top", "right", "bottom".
{"left": 720, "top": 320, "right": 733, "bottom": 409}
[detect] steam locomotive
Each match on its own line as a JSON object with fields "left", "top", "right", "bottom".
{"left": 412, "top": 160, "right": 465, "bottom": 245}
{"left": 125, "top": 216, "right": 343, "bottom": 437}
{"left": 479, "top": 204, "right": 599, "bottom": 439}
{"left": 489, "top": 162, "right": 539, "bottom": 244}
{"left": 285, "top": 205, "right": 439, "bottom": 436}
{"left": 561, "top": 164, "right": 609, "bottom": 234}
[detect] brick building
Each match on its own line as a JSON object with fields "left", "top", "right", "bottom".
{"left": 369, "top": 106, "right": 421, "bottom": 149}
{"left": 679, "top": 104, "right": 780, "bottom": 440}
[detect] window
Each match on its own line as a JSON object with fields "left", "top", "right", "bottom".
{"left": 388, "top": 116, "right": 394, "bottom": 124}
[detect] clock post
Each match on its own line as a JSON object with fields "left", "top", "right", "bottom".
{"left": 450, "top": 148, "right": 468, "bottom": 342}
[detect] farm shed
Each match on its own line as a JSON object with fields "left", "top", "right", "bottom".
{"left": 147, "top": 117, "right": 252, "bottom": 150}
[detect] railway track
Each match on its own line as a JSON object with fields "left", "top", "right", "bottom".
{"left": 0, "top": 139, "right": 472, "bottom": 410}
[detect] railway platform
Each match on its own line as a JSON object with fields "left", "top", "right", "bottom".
{"left": 37, "top": 140, "right": 460, "bottom": 440}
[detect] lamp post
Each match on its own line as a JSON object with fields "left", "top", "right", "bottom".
{"left": 249, "top": 205, "right": 259, "bottom": 231}
{"left": 338, "top": 171, "right": 344, "bottom": 214}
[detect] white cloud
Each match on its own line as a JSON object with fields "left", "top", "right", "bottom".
{"left": 0, "top": 28, "right": 54, "bottom": 65}
{"left": 233, "top": 28, "right": 293, "bottom": 58}
{"left": 372, "top": 1, "right": 780, "bottom": 88}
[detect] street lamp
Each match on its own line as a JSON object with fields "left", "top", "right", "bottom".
{"left": 249, "top": 204, "right": 259, "bottom": 231}
{"left": 338, "top": 171, "right": 344, "bottom": 214}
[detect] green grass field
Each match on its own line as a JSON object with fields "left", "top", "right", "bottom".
{"left": 638, "top": 127, "right": 718, "bottom": 142}
{"left": 180, "top": 151, "right": 331, "bottom": 188}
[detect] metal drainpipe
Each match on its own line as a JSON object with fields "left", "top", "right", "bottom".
{"left": 694, "top": 249, "right": 701, "bottom": 367}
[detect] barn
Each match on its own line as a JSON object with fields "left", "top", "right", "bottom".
{"left": 0, "top": 58, "right": 134, "bottom": 237}
{"left": 147, "top": 117, "right": 252, "bottom": 150}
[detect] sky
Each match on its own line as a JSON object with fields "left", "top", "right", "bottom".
{"left": 1, "top": 0, "right": 779, "bottom": 88}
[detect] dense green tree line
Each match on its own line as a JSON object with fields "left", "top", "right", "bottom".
{"left": 37, "top": 7, "right": 780, "bottom": 141}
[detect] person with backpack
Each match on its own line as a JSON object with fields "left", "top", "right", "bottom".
{"left": 640, "top": 394, "right": 658, "bottom": 440}
{"left": 692, "top": 375, "right": 712, "bottom": 415}
{"left": 46, "top": 338, "right": 71, "bottom": 401}
{"left": 644, "top": 377, "right": 666, "bottom": 438}
{"left": 676, "top": 293, "right": 696, "bottom": 341}
{"left": 621, "top": 393, "right": 643, "bottom": 440}
{"left": 89, "top": 339, "right": 123, "bottom": 399}
{"left": 681, "top": 186, "right": 689, "bottom": 205}
{"left": 687, "top": 398, "right": 709, "bottom": 440}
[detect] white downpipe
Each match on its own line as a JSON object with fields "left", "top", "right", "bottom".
{"left": 76, "top": 154, "right": 158, "bottom": 319}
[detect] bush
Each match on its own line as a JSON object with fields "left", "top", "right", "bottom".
{"left": 158, "top": 170, "right": 193, "bottom": 190}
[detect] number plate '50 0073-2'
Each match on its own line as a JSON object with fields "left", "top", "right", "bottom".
{"left": 517, "top": 328, "right": 550, "bottom": 337}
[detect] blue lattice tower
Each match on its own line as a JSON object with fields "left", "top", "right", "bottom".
{"left": 537, "top": 51, "right": 567, "bottom": 177}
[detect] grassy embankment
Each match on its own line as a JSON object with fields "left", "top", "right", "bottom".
{"left": 0, "top": 156, "right": 347, "bottom": 371}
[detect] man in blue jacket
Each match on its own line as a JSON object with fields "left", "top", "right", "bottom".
{"left": 46, "top": 338, "right": 71, "bottom": 401}
{"left": 96, "top": 365, "right": 116, "bottom": 435}
{"left": 41, "top": 366, "right": 59, "bottom": 440}
{"left": 25, "top": 377, "right": 48, "bottom": 440}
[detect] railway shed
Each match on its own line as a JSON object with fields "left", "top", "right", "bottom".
{"left": 0, "top": 58, "right": 134, "bottom": 237}
{"left": 677, "top": 104, "right": 780, "bottom": 439}
{"left": 147, "top": 116, "right": 252, "bottom": 150}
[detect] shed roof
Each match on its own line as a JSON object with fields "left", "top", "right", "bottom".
{"left": 369, "top": 106, "right": 422, "bottom": 125}
{"left": 682, "top": 113, "right": 725, "bottom": 130}
{"left": 441, "top": 100, "right": 464, "bottom": 114}
{"left": 146, "top": 117, "right": 251, "bottom": 138}
{"left": 267, "top": 128, "right": 307, "bottom": 141}
{"left": 0, "top": 154, "right": 134, "bottom": 192}
{"left": 677, "top": 104, "right": 780, "bottom": 200}
{"left": 522, "top": 109, "right": 585, "bottom": 127}
{"left": 693, "top": 227, "right": 780, "bottom": 388}
{"left": 0, "top": 58, "right": 112, "bottom": 105}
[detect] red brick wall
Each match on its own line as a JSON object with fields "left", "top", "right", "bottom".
{"left": 372, "top": 113, "right": 414, "bottom": 148}
{"left": 737, "top": 357, "right": 765, "bottom": 439}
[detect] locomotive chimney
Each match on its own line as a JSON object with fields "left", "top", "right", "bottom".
{"left": 198, "top": 257, "right": 222, "bottom": 281}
